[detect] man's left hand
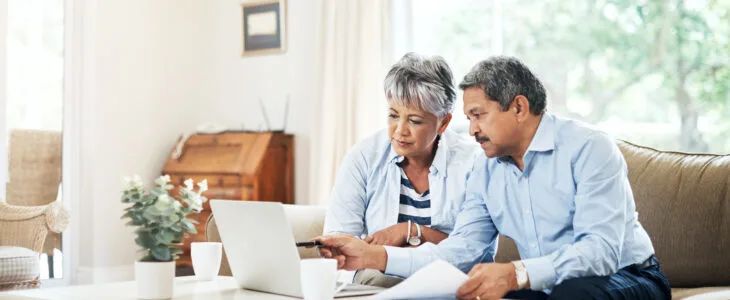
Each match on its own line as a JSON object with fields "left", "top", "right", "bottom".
{"left": 456, "top": 263, "right": 517, "bottom": 300}
{"left": 364, "top": 223, "right": 408, "bottom": 246}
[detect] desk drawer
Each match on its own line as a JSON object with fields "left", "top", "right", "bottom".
{"left": 169, "top": 174, "right": 241, "bottom": 187}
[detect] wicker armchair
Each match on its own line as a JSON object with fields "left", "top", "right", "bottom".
{"left": 0, "top": 201, "right": 69, "bottom": 291}
{"left": 5, "top": 129, "right": 63, "bottom": 278}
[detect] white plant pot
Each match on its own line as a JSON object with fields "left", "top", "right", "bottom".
{"left": 135, "top": 260, "right": 175, "bottom": 299}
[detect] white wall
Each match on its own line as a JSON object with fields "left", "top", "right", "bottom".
{"left": 74, "top": 0, "right": 324, "bottom": 283}
{"left": 75, "top": 0, "right": 213, "bottom": 283}
{"left": 209, "top": 0, "right": 323, "bottom": 205}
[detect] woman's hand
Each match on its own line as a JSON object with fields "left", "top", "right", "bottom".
{"left": 364, "top": 223, "right": 409, "bottom": 246}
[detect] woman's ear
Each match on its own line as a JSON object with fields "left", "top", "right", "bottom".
{"left": 437, "top": 113, "right": 452, "bottom": 134}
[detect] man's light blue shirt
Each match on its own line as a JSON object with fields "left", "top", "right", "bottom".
{"left": 323, "top": 129, "right": 496, "bottom": 272}
{"left": 384, "top": 114, "right": 655, "bottom": 292}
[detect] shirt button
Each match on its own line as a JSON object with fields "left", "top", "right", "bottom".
{"left": 525, "top": 210, "right": 531, "bottom": 215}
{"left": 531, "top": 243, "right": 537, "bottom": 249}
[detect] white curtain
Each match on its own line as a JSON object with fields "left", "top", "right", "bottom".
{"left": 308, "top": 0, "right": 397, "bottom": 206}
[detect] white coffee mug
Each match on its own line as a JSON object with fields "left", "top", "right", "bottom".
{"left": 191, "top": 242, "right": 222, "bottom": 281}
{"left": 300, "top": 258, "right": 338, "bottom": 300}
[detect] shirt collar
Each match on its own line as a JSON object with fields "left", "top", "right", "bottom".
{"left": 496, "top": 113, "right": 555, "bottom": 163}
{"left": 387, "top": 133, "right": 450, "bottom": 176}
{"left": 526, "top": 113, "right": 556, "bottom": 153}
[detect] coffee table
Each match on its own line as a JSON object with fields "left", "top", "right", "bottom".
{"left": 0, "top": 276, "right": 374, "bottom": 299}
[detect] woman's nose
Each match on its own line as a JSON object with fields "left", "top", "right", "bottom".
{"left": 395, "top": 120, "right": 409, "bottom": 136}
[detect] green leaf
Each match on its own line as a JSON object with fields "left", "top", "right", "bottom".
{"left": 180, "top": 220, "right": 197, "bottom": 234}
{"left": 139, "top": 254, "right": 155, "bottom": 262}
{"left": 155, "top": 230, "right": 175, "bottom": 245}
{"left": 136, "top": 231, "right": 156, "bottom": 249}
{"left": 151, "top": 247, "right": 171, "bottom": 261}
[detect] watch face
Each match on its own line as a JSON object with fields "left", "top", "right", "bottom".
{"left": 408, "top": 237, "right": 421, "bottom": 246}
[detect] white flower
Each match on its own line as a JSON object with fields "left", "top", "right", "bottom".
{"left": 197, "top": 180, "right": 208, "bottom": 193}
{"left": 122, "top": 176, "right": 132, "bottom": 189}
{"left": 131, "top": 175, "right": 143, "bottom": 188}
{"left": 171, "top": 200, "right": 182, "bottom": 210}
{"left": 189, "top": 195, "right": 203, "bottom": 212}
{"left": 154, "top": 174, "right": 172, "bottom": 187}
{"left": 154, "top": 194, "right": 173, "bottom": 211}
{"left": 157, "top": 194, "right": 171, "bottom": 205}
{"left": 122, "top": 174, "right": 144, "bottom": 190}
{"left": 184, "top": 178, "right": 194, "bottom": 190}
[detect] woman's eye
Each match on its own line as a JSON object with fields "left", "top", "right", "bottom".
{"left": 389, "top": 114, "right": 398, "bottom": 119}
{"left": 410, "top": 119, "right": 422, "bottom": 125}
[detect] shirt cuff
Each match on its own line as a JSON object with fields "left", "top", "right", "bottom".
{"left": 383, "top": 246, "right": 411, "bottom": 278}
{"left": 522, "top": 256, "right": 557, "bottom": 291}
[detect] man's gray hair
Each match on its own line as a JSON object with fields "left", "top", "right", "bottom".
{"left": 458, "top": 56, "right": 547, "bottom": 115}
{"left": 384, "top": 53, "right": 455, "bottom": 118}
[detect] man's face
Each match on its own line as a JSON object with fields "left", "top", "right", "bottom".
{"left": 463, "top": 87, "right": 519, "bottom": 158}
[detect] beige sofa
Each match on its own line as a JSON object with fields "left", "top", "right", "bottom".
{"left": 207, "top": 140, "right": 730, "bottom": 299}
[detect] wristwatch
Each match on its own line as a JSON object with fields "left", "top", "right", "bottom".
{"left": 512, "top": 261, "right": 528, "bottom": 290}
{"left": 407, "top": 220, "right": 422, "bottom": 246}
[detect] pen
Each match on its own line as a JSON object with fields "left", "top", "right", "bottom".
{"left": 295, "top": 241, "right": 322, "bottom": 247}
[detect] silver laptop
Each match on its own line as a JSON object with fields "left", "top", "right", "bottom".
{"left": 210, "top": 200, "right": 384, "bottom": 298}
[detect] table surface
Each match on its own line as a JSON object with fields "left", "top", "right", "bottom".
{"left": 0, "top": 276, "right": 376, "bottom": 300}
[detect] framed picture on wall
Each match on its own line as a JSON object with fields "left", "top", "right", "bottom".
{"left": 241, "top": 0, "right": 287, "bottom": 56}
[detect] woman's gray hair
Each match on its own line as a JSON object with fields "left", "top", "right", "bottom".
{"left": 384, "top": 53, "right": 456, "bottom": 118}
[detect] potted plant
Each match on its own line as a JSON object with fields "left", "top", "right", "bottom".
{"left": 121, "top": 174, "right": 208, "bottom": 300}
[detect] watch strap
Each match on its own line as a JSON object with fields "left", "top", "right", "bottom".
{"left": 406, "top": 220, "right": 412, "bottom": 244}
{"left": 512, "top": 260, "right": 528, "bottom": 290}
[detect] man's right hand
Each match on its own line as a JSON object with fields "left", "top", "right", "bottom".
{"left": 314, "top": 235, "right": 388, "bottom": 271}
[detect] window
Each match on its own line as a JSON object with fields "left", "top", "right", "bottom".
{"left": 411, "top": 0, "right": 730, "bottom": 154}
{"left": 5, "top": 0, "right": 65, "bottom": 280}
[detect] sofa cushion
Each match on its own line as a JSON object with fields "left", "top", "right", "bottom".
{"left": 282, "top": 205, "right": 327, "bottom": 259}
{"left": 617, "top": 140, "right": 730, "bottom": 288}
{"left": 0, "top": 246, "right": 40, "bottom": 285}
{"left": 672, "top": 287, "right": 730, "bottom": 299}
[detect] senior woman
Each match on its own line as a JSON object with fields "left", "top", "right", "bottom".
{"left": 322, "top": 53, "right": 490, "bottom": 287}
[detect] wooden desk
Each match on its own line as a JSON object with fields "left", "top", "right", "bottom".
{"left": 163, "top": 131, "right": 294, "bottom": 267}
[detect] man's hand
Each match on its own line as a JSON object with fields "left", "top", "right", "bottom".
{"left": 364, "top": 223, "right": 408, "bottom": 246}
{"left": 456, "top": 263, "right": 517, "bottom": 300}
{"left": 314, "top": 235, "right": 388, "bottom": 271}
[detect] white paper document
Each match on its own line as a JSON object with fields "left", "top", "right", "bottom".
{"left": 371, "top": 260, "right": 468, "bottom": 299}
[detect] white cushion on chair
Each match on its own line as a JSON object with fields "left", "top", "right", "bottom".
{"left": 0, "top": 246, "right": 40, "bottom": 284}
{"left": 282, "top": 205, "right": 327, "bottom": 259}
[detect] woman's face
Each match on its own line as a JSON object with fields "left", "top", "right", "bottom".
{"left": 388, "top": 102, "right": 451, "bottom": 159}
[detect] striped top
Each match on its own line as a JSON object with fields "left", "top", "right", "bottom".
{"left": 397, "top": 165, "right": 431, "bottom": 226}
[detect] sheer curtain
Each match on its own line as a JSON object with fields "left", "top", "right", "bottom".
{"left": 308, "top": 0, "right": 401, "bottom": 206}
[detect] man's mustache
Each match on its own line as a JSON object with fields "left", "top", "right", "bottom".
{"left": 475, "top": 135, "right": 489, "bottom": 143}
